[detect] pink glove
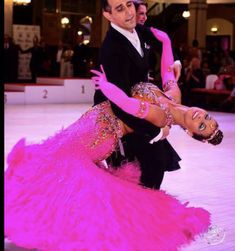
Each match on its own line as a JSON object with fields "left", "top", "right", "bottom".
{"left": 91, "top": 66, "right": 149, "bottom": 118}
{"left": 150, "top": 27, "right": 175, "bottom": 85}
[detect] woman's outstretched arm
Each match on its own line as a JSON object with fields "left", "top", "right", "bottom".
{"left": 91, "top": 67, "right": 167, "bottom": 128}
{"left": 150, "top": 28, "right": 181, "bottom": 103}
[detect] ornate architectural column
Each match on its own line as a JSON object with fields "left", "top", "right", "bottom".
{"left": 188, "top": 0, "right": 207, "bottom": 48}
{"left": 4, "top": 0, "right": 13, "bottom": 35}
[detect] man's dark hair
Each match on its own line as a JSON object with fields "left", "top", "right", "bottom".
{"left": 101, "top": 0, "right": 111, "bottom": 12}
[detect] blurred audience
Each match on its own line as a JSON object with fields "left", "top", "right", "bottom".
{"left": 53, "top": 40, "right": 66, "bottom": 77}
{"left": 71, "top": 34, "right": 89, "bottom": 78}
{"left": 183, "top": 57, "right": 205, "bottom": 105}
{"left": 20, "top": 35, "right": 45, "bottom": 82}
{"left": 220, "top": 78, "right": 235, "bottom": 112}
{"left": 214, "top": 75, "right": 226, "bottom": 91}
{"left": 61, "top": 43, "right": 74, "bottom": 77}
{"left": 201, "top": 60, "right": 211, "bottom": 78}
{"left": 4, "top": 34, "right": 20, "bottom": 83}
{"left": 187, "top": 39, "right": 202, "bottom": 62}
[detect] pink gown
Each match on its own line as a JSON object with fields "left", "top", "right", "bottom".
{"left": 5, "top": 101, "right": 210, "bottom": 251}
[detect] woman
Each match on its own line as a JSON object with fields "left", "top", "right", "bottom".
{"left": 91, "top": 28, "right": 223, "bottom": 145}
{"left": 134, "top": 0, "right": 148, "bottom": 26}
{"left": 5, "top": 29, "right": 221, "bottom": 251}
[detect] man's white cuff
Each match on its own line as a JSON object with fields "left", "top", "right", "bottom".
{"left": 149, "top": 128, "right": 163, "bottom": 144}
{"left": 174, "top": 60, "right": 182, "bottom": 68}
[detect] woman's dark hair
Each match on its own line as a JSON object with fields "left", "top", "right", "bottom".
{"left": 133, "top": 0, "right": 148, "bottom": 11}
{"left": 192, "top": 129, "right": 223, "bottom": 145}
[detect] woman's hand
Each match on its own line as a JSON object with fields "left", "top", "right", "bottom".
{"left": 169, "top": 60, "right": 182, "bottom": 82}
{"left": 150, "top": 27, "right": 171, "bottom": 44}
{"left": 90, "top": 65, "right": 108, "bottom": 90}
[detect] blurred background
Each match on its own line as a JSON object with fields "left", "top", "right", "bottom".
{"left": 4, "top": 0, "right": 235, "bottom": 112}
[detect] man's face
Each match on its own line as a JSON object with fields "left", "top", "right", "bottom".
{"left": 103, "top": 0, "right": 136, "bottom": 32}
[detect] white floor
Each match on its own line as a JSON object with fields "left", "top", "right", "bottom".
{"left": 4, "top": 104, "right": 235, "bottom": 251}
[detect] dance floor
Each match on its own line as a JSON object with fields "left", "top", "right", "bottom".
{"left": 4, "top": 103, "right": 235, "bottom": 251}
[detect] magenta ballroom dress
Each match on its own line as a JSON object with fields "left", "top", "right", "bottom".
{"left": 5, "top": 101, "right": 210, "bottom": 251}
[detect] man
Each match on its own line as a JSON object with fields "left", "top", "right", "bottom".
{"left": 71, "top": 34, "right": 89, "bottom": 78}
{"left": 4, "top": 34, "right": 20, "bottom": 83}
{"left": 94, "top": 0, "right": 181, "bottom": 189}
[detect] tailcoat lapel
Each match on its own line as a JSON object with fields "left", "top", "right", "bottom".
{"left": 109, "top": 26, "right": 150, "bottom": 70}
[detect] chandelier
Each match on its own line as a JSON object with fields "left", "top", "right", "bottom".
{"left": 13, "top": 0, "right": 31, "bottom": 5}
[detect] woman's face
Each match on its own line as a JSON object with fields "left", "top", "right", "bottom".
{"left": 136, "top": 4, "right": 147, "bottom": 25}
{"left": 184, "top": 107, "right": 218, "bottom": 138}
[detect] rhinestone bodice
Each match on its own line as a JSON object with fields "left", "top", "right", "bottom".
{"left": 131, "top": 82, "right": 163, "bottom": 104}
{"left": 131, "top": 82, "right": 174, "bottom": 126}
{"left": 52, "top": 101, "right": 123, "bottom": 163}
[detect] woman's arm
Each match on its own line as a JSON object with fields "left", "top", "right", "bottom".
{"left": 150, "top": 28, "right": 181, "bottom": 104}
{"left": 91, "top": 67, "right": 167, "bottom": 127}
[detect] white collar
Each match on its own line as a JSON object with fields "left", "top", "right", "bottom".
{"left": 111, "top": 23, "right": 143, "bottom": 56}
{"left": 111, "top": 22, "right": 136, "bottom": 38}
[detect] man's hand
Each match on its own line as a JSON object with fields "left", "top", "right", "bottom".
{"left": 149, "top": 125, "right": 171, "bottom": 144}
{"left": 169, "top": 60, "right": 182, "bottom": 82}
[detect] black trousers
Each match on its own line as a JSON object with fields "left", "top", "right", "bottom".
{"left": 108, "top": 133, "right": 181, "bottom": 189}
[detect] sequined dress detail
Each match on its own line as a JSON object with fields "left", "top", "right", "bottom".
{"left": 132, "top": 82, "right": 175, "bottom": 126}
{"left": 5, "top": 100, "right": 210, "bottom": 251}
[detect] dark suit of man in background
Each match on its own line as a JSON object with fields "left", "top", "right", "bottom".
{"left": 94, "top": 0, "right": 181, "bottom": 189}
{"left": 71, "top": 34, "right": 89, "bottom": 78}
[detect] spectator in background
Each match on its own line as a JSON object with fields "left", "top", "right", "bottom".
{"left": 38, "top": 38, "right": 52, "bottom": 77}
{"left": 4, "top": 34, "right": 20, "bottom": 83}
{"left": 214, "top": 75, "right": 226, "bottom": 91}
{"left": 71, "top": 34, "right": 89, "bottom": 78}
{"left": 134, "top": 0, "right": 159, "bottom": 82}
{"left": 188, "top": 39, "right": 202, "bottom": 62}
{"left": 20, "top": 35, "right": 44, "bottom": 82}
{"left": 201, "top": 60, "right": 211, "bottom": 78}
{"left": 133, "top": 0, "right": 181, "bottom": 83}
{"left": 222, "top": 49, "right": 234, "bottom": 66}
{"left": 210, "top": 55, "right": 222, "bottom": 74}
{"left": 186, "top": 57, "right": 205, "bottom": 88}
{"left": 220, "top": 74, "right": 235, "bottom": 112}
{"left": 134, "top": 0, "right": 157, "bottom": 82}
{"left": 135, "top": 0, "right": 148, "bottom": 25}
{"left": 51, "top": 40, "right": 66, "bottom": 77}
{"left": 218, "top": 49, "right": 235, "bottom": 77}
{"left": 178, "top": 58, "right": 190, "bottom": 104}
{"left": 61, "top": 43, "right": 74, "bottom": 77}
{"left": 185, "top": 57, "right": 205, "bottom": 105}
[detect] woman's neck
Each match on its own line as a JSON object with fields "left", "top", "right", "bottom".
{"left": 155, "top": 89, "right": 187, "bottom": 128}
{"left": 168, "top": 102, "right": 188, "bottom": 127}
